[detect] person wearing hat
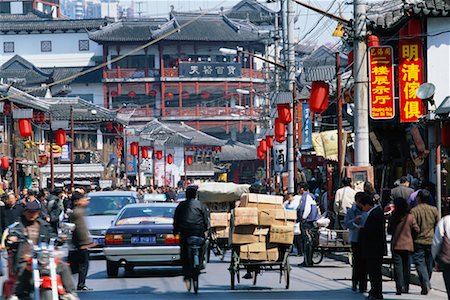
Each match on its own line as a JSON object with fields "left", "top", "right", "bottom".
{"left": 7, "top": 201, "right": 77, "bottom": 299}
{"left": 69, "top": 192, "right": 95, "bottom": 291}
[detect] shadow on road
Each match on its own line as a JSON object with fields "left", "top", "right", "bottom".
{"left": 88, "top": 267, "right": 183, "bottom": 279}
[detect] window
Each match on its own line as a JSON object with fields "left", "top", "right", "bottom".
{"left": 41, "top": 41, "right": 52, "bottom": 52}
{"left": 3, "top": 42, "right": 14, "bottom": 53}
{"left": 79, "top": 40, "right": 89, "bottom": 51}
{"left": 0, "top": 3, "right": 10, "bottom": 13}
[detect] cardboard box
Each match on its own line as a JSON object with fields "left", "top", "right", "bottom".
{"left": 258, "top": 209, "right": 297, "bottom": 226}
{"left": 240, "top": 193, "right": 283, "bottom": 207}
{"left": 240, "top": 243, "right": 267, "bottom": 261}
{"left": 210, "top": 212, "right": 230, "bottom": 227}
{"left": 245, "top": 202, "right": 283, "bottom": 210}
{"left": 232, "top": 225, "right": 259, "bottom": 244}
{"left": 214, "top": 226, "right": 229, "bottom": 238}
{"left": 234, "top": 207, "right": 258, "bottom": 226}
{"left": 267, "top": 247, "right": 279, "bottom": 261}
{"left": 269, "top": 225, "right": 294, "bottom": 245}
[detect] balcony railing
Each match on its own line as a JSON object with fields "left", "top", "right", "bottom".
{"left": 117, "top": 106, "right": 261, "bottom": 118}
{"left": 118, "top": 106, "right": 155, "bottom": 118}
{"left": 105, "top": 68, "right": 265, "bottom": 79}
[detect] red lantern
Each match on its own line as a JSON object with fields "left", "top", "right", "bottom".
{"left": 115, "top": 125, "right": 124, "bottom": 134}
{"left": 259, "top": 139, "right": 267, "bottom": 154}
{"left": 200, "top": 92, "right": 210, "bottom": 100}
{"left": 18, "top": 119, "right": 32, "bottom": 137}
{"left": 442, "top": 122, "right": 450, "bottom": 148}
{"left": 165, "top": 92, "right": 174, "bottom": 100}
{"left": 33, "top": 111, "right": 46, "bottom": 124}
{"left": 55, "top": 129, "right": 67, "bottom": 146}
{"left": 167, "top": 153, "right": 173, "bottom": 165}
{"left": 156, "top": 150, "right": 163, "bottom": 160}
{"left": 141, "top": 147, "right": 149, "bottom": 159}
{"left": 277, "top": 104, "right": 292, "bottom": 124}
{"left": 367, "top": 35, "right": 380, "bottom": 48}
{"left": 128, "top": 91, "right": 136, "bottom": 98}
{"left": 3, "top": 102, "right": 10, "bottom": 115}
{"left": 257, "top": 146, "right": 265, "bottom": 160}
{"left": 130, "top": 142, "right": 139, "bottom": 157}
{"left": 274, "top": 118, "right": 286, "bottom": 143}
{"left": 105, "top": 122, "right": 113, "bottom": 131}
{"left": 1, "top": 156, "right": 9, "bottom": 170}
{"left": 110, "top": 90, "right": 118, "bottom": 97}
{"left": 186, "top": 155, "right": 193, "bottom": 166}
{"left": 266, "top": 135, "right": 274, "bottom": 148}
{"left": 149, "top": 90, "right": 157, "bottom": 97}
{"left": 182, "top": 91, "right": 190, "bottom": 99}
{"left": 309, "top": 81, "right": 329, "bottom": 113}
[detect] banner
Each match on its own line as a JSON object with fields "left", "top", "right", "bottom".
{"left": 369, "top": 46, "right": 395, "bottom": 119}
{"left": 301, "top": 102, "right": 313, "bottom": 150}
{"left": 179, "top": 62, "right": 241, "bottom": 78}
{"left": 312, "top": 130, "right": 348, "bottom": 161}
{"left": 273, "top": 141, "right": 287, "bottom": 173}
{"left": 399, "top": 42, "right": 424, "bottom": 122}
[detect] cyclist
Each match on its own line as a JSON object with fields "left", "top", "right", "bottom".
{"left": 173, "top": 185, "right": 209, "bottom": 290}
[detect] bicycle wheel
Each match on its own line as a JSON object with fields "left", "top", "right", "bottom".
{"left": 312, "top": 251, "right": 324, "bottom": 265}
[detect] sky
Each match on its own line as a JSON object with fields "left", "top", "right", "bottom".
{"left": 121, "top": 0, "right": 355, "bottom": 45}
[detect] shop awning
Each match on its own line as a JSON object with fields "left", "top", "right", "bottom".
{"left": 40, "top": 163, "right": 104, "bottom": 179}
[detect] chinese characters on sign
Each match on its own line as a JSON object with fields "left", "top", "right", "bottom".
{"left": 273, "top": 141, "right": 287, "bottom": 173}
{"left": 399, "top": 42, "right": 424, "bottom": 123}
{"left": 369, "top": 46, "right": 395, "bottom": 119}
{"left": 301, "top": 102, "right": 313, "bottom": 150}
{"left": 179, "top": 62, "right": 241, "bottom": 78}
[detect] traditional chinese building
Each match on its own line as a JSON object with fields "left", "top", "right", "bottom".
{"left": 88, "top": 10, "right": 271, "bottom": 144}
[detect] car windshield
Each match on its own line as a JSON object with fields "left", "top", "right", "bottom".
{"left": 86, "top": 196, "right": 136, "bottom": 216}
{"left": 116, "top": 206, "right": 175, "bottom": 225}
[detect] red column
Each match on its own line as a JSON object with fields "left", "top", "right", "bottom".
{"left": 161, "top": 83, "right": 165, "bottom": 116}
{"left": 103, "top": 84, "right": 108, "bottom": 108}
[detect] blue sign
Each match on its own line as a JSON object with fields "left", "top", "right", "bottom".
{"left": 126, "top": 145, "right": 137, "bottom": 175}
{"left": 301, "top": 102, "right": 313, "bottom": 150}
{"left": 179, "top": 62, "right": 241, "bottom": 78}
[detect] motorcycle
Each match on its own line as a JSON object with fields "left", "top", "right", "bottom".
{"left": 3, "top": 222, "right": 77, "bottom": 300}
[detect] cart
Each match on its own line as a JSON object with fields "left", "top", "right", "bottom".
{"left": 205, "top": 202, "right": 233, "bottom": 262}
{"left": 228, "top": 245, "right": 291, "bottom": 290}
{"left": 311, "top": 229, "right": 352, "bottom": 265}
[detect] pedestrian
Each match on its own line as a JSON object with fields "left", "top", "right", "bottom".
{"left": 4, "top": 192, "right": 24, "bottom": 227}
{"left": 69, "top": 192, "right": 95, "bottom": 291}
{"left": 364, "top": 181, "right": 380, "bottom": 205}
{"left": 411, "top": 189, "right": 439, "bottom": 294}
{"left": 359, "top": 192, "right": 386, "bottom": 300}
{"left": 387, "top": 197, "right": 419, "bottom": 295}
{"left": 297, "top": 182, "right": 319, "bottom": 267}
{"left": 47, "top": 189, "right": 65, "bottom": 232}
{"left": 344, "top": 192, "right": 367, "bottom": 293}
{"left": 391, "top": 177, "right": 414, "bottom": 203}
{"left": 432, "top": 213, "right": 450, "bottom": 299}
{"left": 334, "top": 177, "right": 356, "bottom": 229}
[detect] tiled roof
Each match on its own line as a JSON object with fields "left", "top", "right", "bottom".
{"left": 0, "top": 12, "right": 110, "bottom": 32}
{"left": 155, "top": 13, "right": 263, "bottom": 42}
{"left": 88, "top": 19, "right": 166, "bottom": 42}
{"left": 0, "top": 55, "right": 53, "bottom": 85}
{"left": 226, "top": 0, "right": 276, "bottom": 24}
{"left": 217, "top": 140, "right": 257, "bottom": 161}
{"left": 164, "top": 122, "right": 226, "bottom": 146}
{"left": 367, "top": 0, "right": 450, "bottom": 29}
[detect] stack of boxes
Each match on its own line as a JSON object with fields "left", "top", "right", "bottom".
{"left": 210, "top": 212, "right": 231, "bottom": 238}
{"left": 231, "top": 193, "right": 296, "bottom": 261}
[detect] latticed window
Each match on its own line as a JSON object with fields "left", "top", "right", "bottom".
{"left": 41, "top": 41, "right": 52, "bottom": 52}
{"left": 3, "top": 42, "right": 14, "bottom": 53}
{"left": 79, "top": 40, "right": 89, "bottom": 51}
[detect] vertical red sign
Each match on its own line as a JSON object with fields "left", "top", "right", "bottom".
{"left": 399, "top": 42, "right": 424, "bottom": 123}
{"left": 369, "top": 46, "right": 395, "bottom": 119}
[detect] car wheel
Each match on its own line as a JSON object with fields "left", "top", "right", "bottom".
{"left": 125, "top": 265, "right": 134, "bottom": 272}
{"left": 106, "top": 260, "right": 119, "bottom": 277}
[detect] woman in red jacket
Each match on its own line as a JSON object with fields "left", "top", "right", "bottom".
{"left": 388, "top": 197, "right": 420, "bottom": 295}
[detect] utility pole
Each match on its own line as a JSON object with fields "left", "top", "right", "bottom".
{"left": 336, "top": 52, "right": 343, "bottom": 179}
{"left": 286, "top": 0, "right": 296, "bottom": 193}
{"left": 353, "top": 0, "right": 370, "bottom": 166}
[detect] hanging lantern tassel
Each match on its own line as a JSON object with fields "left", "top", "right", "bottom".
{"left": 167, "top": 153, "right": 173, "bottom": 165}
{"left": 18, "top": 119, "right": 33, "bottom": 138}
{"left": 141, "top": 147, "right": 149, "bottom": 159}
{"left": 1, "top": 156, "right": 9, "bottom": 170}
{"left": 55, "top": 129, "right": 67, "bottom": 146}
{"left": 130, "top": 142, "right": 139, "bottom": 157}
{"left": 186, "top": 155, "right": 193, "bottom": 166}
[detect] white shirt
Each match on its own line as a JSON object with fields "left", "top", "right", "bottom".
{"left": 334, "top": 186, "right": 357, "bottom": 216}
{"left": 432, "top": 215, "right": 450, "bottom": 259}
{"left": 284, "top": 195, "right": 301, "bottom": 210}
{"left": 300, "top": 193, "right": 316, "bottom": 221}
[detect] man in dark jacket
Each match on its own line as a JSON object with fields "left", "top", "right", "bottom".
{"left": 359, "top": 192, "right": 387, "bottom": 300}
{"left": 8, "top": 201, "right": 76, "bottom": 299}
{"left": 173, "top": 185, "right": 209, "bottom": 290}
{"left": 69, "top": 192, "right": 94, "bottom": 291}
{"left": 4, "top": 192, "right": 24, "bottom": 227}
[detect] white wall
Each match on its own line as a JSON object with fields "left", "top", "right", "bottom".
{"left": 427, "top": 17, "right": 450, "bottom": 107}
{"left": 0, "top": 32, "right": 103, "bottom": 67}
{"left": 69, "top": 82, "right": 104, "bottom": 106}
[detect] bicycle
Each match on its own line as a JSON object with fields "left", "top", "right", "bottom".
{"left": 186, "top": 236, "right": 205, "bottom": 294}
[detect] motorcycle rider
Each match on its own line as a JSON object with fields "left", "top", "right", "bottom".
{"left": 7, "top": 201, "right": 77, "bottom": 299}
{"left": 173, "top": 185, "right": 209, "bottom": 290}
